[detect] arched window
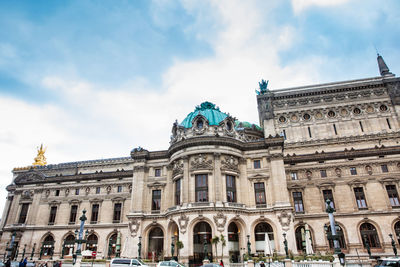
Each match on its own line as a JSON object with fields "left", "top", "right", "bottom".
{"left": 63, "top": 234, "right": 75, "bottom": 256}
{"left": 228, "top": 223, "right": 240, "bottom": 262}
{"left": 108, "top": 233, "right": 117, "bottom": 256}
{"left": 325, "top": 224, "right": 346, "bottom": 249}
{"left": 42, "top": 235, "right": 55, "bottom": 257}
{"left": 295, "top": 226, "right": 313, "bottom": 252}
{"left": 360, "top": 223, "right": 381, "bottom": 248}
{"left": 87, "top": 233, "right": 98, "bottom": 252}
{"left": 148, "top": 227, "right": 164, "bottom": 261}
{"left": 254, "top": 222, "right": 274, "bottom": 254}
{"left": 394, "top": 221, "right": 400, "bottom": 245}
{"left": 193, "top": 222, "right": 212, "bottom": 264}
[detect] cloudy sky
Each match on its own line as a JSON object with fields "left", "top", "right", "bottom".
{"left": 0, "top": 0, "right": 399, "bottom": 215}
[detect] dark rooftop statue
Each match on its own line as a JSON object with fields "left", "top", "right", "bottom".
{"left": 377, "top": 53, "right": 394, "bottom": 77}
{"left": 256, "top": 79, "right": 269, "bottom": 95}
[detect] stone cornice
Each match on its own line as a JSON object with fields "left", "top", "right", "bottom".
{"left": 284, "top": 145, "right": 400, "bottom": 164}
{"left": 168, "top": 135, "right": 283, "bottom": 156}
{"left": 14, "top": 170, "right": 133, "bottom": 186}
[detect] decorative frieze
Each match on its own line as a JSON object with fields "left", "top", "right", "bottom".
{"left": 190, "top": 154, "right": 213, "bottom": 171}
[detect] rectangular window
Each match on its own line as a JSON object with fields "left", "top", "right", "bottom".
{"left": 55, "top": 190, "right": 60, "bottom": 196}
{"left": 350, "top": 167, "right": 357, "bottom": 175}
{"left": 254, "top": 182, "right": 266, "bottom": 206}
{"left": 322, "top": 189, "right": 335, "bottom": 209}
{"left": 69, "top": 205, "right": 78, "bottom": 224}
{"left": 113, "top": 203, "right": 122, "bottom": 222}
{"left": 152, "top": 190, "right": 161, "bottom": 211}
{"left": 117, "top": 186, "right": 122, "bottom": 193}
{"left": 48, "top": 206, "right": 57, "bottom": 225}
{"left": 293, "top": 192, "right": 304, "bottom": 213}
{"left": 96, "top": 187, "right": 100, "bottom": 194}
{"left": 354, "top": 187, "right": 368, "bottom": 209}
{"left": 155, "top": 168, "right": 161, "bottom": 177}
{"left": 381, "top": 165, "right": 389, "bottom": 173}
{"left": 320, "top": 170, "right": 327, "bottom": 178}
{"left": 281, "top": 130, "right": 287, "bottom": 140}
{"left": 253, "top": 160, "right": 261, "bottom": 169}
{"left": 386, "top": 185, "right": 400, "bottom": 207}
{"left": 308, "top": 126, "right": 312, "bottom": 138}
{"left": 91, "top": 204, "right": 99, "bottom": 223}
{"left": 290, "top": 172, "right": 298, "bottom": 180}
{"left": 75, "top": 188, "right": 80, "bottom": 195}
{"left": 18, "top": 203, "right": 29, "bottom": 224}
{"left": 195, "top": 174, "right": 208, "bottom": 202}
{"left": 175, "top": 179, "right": 181, "bottom": 206}
{"left": 226, "top": 175, "right": 237, "bottom": 203}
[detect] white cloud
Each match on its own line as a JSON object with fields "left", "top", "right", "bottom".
{"left": 0, "top": 0, "right": 331, "bottom": 215}
{"left": 291, "top": 0, "right": 350, "bottom": 14}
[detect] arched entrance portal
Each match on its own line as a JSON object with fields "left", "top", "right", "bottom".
{"left": 148, "top": 227, "right": 164, "bottom": 261}
{"left": 228, "top": 222, "right": 240, "bottom": 263}
{"left": 254, "top": 222, "right": 275, "bottom": 255}
{"left": 63, "top": 234, "right": 75, "bottom": 257}
{"left": 193, "top": 222, "right": 213, "bottom": 264}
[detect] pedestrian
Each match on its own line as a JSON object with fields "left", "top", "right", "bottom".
{"left": 5, "top": 258, "right": 11, "bottom": 267}
{"left": 23, "top": 257, "right": 28, "bottom": 267}
{"left": 260, "top": 261, "right": 265, "bottom": 267}
{"left": 19, "top": 259, "right": 24, "bottom": 267}
{"left": 219, "top": 260, "right": 224, "bottom": 267}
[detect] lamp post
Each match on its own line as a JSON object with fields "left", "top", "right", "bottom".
{"left": 171, "top": 236, "right": 175, "bottom": 259}
{"left": 283, "top": 233, "right": 289, "bottom": 259}
{"left": 75, "top": 210, "right": 88, "bottom": 256}
{"left": 363, "top": 234, "right": 371, "bottom": 258}
{"left": 247, "top": 235, "right": 251, "bottom": 257}
{"left": 15, "top": 244, "right": 19, "bottom": 261}
{"left": 138, "top": 236, "right": 142, "bottom": 260}
{"left": 116, "top": 231, "right": 121, "bottom": 258}
{"left": 325, "top": 199, "right": 345, "bottom": 265}
{"left": 6, "top": 231, "right": 16, "bottom": 259}
{"left": 203, "top": 234, "right": 208, "bottom": 261}
{"left": 30, "top": 243, "right": 36, "bottom": 260}
{"left": 4, "top": 242, "right": 9, "bottom": 261}
{"left": 389, "top": 234, "right": 398, "bottom": 256}
{"left": 21, "top": 244, "right": 27, "bottom": 260}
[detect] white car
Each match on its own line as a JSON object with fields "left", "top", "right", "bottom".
{"left": 110, "top": 258, "right": 149, "bottom": 267}
{"left": 156, "top": 260, "right": 184, "bottom": 267}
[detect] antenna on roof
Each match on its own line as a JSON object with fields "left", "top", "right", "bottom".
{"left": 374, "top": 44, "right": 379, "bottom": 56}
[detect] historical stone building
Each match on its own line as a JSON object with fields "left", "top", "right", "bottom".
{"left": 1, "top": 55, "right": 400, "bottom": 263}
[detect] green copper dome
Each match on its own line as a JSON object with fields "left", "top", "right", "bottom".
{"left": 180, "top": 102, "right": 228, "bottom": 128}
{"left": 235, "top": 121, "right": 263, "bottom": 131}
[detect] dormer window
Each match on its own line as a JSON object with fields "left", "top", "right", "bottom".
{"left": 226, "top": 121, "right": 232, "bottom": 131}
{"left": 196, "top": 120, "right": 204, "bottom": 129}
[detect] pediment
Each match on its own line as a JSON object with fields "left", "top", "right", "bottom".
{"left": 379, "top": 177, "right": 400, "bottom": 184}
{"left": 316, "top": 181, "right": 336, "bottom": 188}
{"left": 147, "top": 182, "right": 166, "bottom": 188}
{"left": 287, "top": 184, "right": 305, "bottom": 190}
{"left": 15, "top": 171, "right": 45, "bottom": 184}
{"left": 248, "top": 173, "right": 269, "bottom": 180}
{"left": 347, "top": 178, "right": 367, "bottom": 186}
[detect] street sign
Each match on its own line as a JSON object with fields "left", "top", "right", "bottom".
{"left": 92, "top": 251, "right": 97, "bottom": 257}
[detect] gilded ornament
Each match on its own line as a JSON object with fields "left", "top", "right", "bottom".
{"left": 33, "top": 144, "right": 47, "bottom": 166}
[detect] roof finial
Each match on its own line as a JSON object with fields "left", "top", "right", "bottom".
{"left": 377, "top": 53, "right": 394, "bottom": 77}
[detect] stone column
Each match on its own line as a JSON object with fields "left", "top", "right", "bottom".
{"left": 214, "top": 153, "right": 222, "bottom": 204}
{"left": 131, "top": 165, "right": 146, "bottom": 214}
{"left": 179, "top": 229, "right": 190, "bottom": 264}
{"left": 182, "top": 156, "right": 190, "bottom": 205}
{"left": 269, "top": 152, "right": 291, "bottom": 207}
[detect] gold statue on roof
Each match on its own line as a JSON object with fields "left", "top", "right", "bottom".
{"left": 33, "top": 144, "right": 47, "bottom": 166}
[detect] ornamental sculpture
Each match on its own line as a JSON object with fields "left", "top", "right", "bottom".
{"left": 33, "top": 144, "right": 47, "bottom": 166}
{"left": 190, "top": 154, "right": 213, "bottom": 171}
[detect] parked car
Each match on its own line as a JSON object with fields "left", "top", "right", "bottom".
{"left": 376, "top": 258, "right": 400, "bottom": 267}
{"left": 200, "top": 264, "right": 220, "bottom": 267}
{"left": 110, "top": 258, "right": 149, "bottom": 267}
{"left": 156, "top": 260, "right": 184, "bottom": 267}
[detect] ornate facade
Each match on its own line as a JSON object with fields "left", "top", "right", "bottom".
{"left": 1, "top": 55, "right": 400, "bottom": 263}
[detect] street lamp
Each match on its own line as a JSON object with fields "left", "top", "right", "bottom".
{"left": 30, "top": 243, "right": 36, "bottom": 260}
{"left": 203, "top": 234, "right": 208, "bottom": 261}
{"left": 6, "top": 231, "right": 17, "bottom": 260}
{"left": 171, "top": 236, "right": 175, "bottom": 259}
{"left": 363, "top": 234, "right": 371, "bottom": 258}
{"left": 389, "top": 234, "right": 398, "bottom": 256}
{"left": 74, "top": 210, "right": 88, "bottom": 256}
{"left": 138, "top": 236, "right": 142, "bottom": 260}
{"left": 21, "top": 244, "right": 27, "bottom": 260}
{"left": 247, "top": 235, "right": 251, "bottom": 257}
{"left": 283, "top": 233, "right": 289, "bottom": 259}
{"left": 325, "top": 199, "right": 345, "bottom": 265}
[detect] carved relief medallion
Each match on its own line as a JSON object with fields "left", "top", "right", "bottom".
{"left": 213, "top": 212, "right": 227, "bottom": 232}
{"left": 278, "top": 210, "right": 292, "bottom": 231}
{"left": 178, "top": 214, "right": 189, "bottom": 234}
{"left": 128, "top": 219, "right": 140, "bottom": 237}
{"left": 221, "top": 156, "right": 239, "bottom": 172}
{"left": 190, "top": 154, "right": 213, "bottom": 171}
